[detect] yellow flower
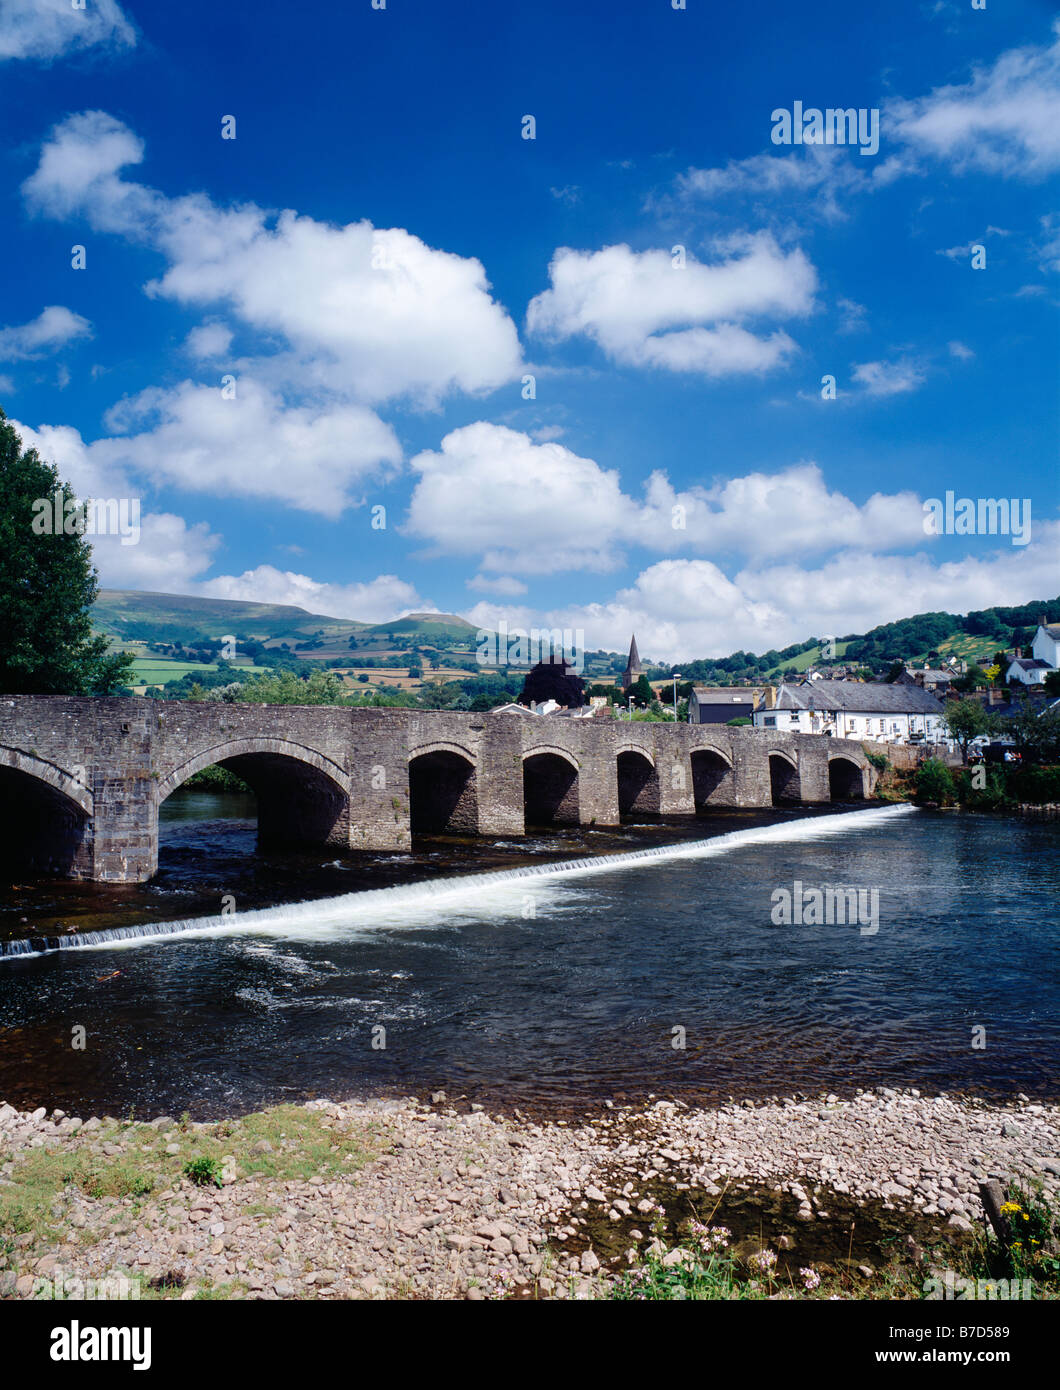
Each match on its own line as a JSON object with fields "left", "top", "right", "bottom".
{"left": 1000, "top": 1202, "right": 1021, "bottom": 1215}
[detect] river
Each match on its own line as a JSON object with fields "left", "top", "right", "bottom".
{"left": 0, "top": 795, "right": 1056, "bottom": 1117}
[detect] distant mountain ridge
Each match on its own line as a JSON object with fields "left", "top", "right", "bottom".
{"left": 92, "top": 591, "right": 478, "bottom": 645}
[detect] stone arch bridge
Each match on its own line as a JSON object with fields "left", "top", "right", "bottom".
{"left": 0, "top": 697, "right": 878, "bottom": 883}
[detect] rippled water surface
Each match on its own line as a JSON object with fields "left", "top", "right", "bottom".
{"left": 0, "top": 796, "right": 1056, "bottom": 1117}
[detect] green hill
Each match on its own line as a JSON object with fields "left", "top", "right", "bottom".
{"left": 364, "top": 613, "right": 480, "bottom": 640}
{"left": 93, "top": 590, "right": 371, "bottom": 646}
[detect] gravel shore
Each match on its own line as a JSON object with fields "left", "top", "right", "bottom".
{"left": 1, "top": 1088, "right": 1057, "bottom": 1300}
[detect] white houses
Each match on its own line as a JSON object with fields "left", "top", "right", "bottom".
{"left": 1006, "top": 621, "right": 1060, "bottom": 686}
{"left": 1006, "top": 656, "right": 1051, "bottom": 686}
{"left": 752, "top": 679, "right": 946, "bottom": 743}
{"left": 1032, "top": 620, "right": 1060, "bottom": 670}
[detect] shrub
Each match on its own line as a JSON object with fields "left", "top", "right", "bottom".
{"left": 184, "top": 1156, "right": 223, "bottom": 1188}
{"left": 915, "top": 758, "right": 956, "bottom": 806}
{"left": 1010, "top": 764, "right": 1060, "bottom": 805}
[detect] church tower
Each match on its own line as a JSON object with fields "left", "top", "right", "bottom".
{"left": 622, "top": 634, "right": 642, "bottom": 690}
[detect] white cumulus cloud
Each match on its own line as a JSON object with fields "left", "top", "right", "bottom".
{"left": 465, "top": 522, "right": 1060, "bottom": 663}
{"left": 0, "top": 305, "right": 91, "bottom": 360}
{"left": 526, "top": 234, "right": 816, "bottom": 376}
{"left": 0, "top": 0, "right": 135, "bottom": 62}
{"left": 23, "top": 111, "right": 523, "bottom": 407}
{"left": 199, "top": 567, "right": 426, "bottom": 623}
{"left": 406, "top": 424, "right": 926, "bottom": 572}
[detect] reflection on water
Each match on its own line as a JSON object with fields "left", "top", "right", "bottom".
{"left": 0, "top": 794, "right": 1057, "bottom": 1118}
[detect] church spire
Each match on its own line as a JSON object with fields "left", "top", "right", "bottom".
{"left": 623, "top": 634, "right": 642, "bottom": 690}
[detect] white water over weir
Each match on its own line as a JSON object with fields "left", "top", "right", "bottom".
{"left": 1, "top": 804, "right": 915, "bottom": 960}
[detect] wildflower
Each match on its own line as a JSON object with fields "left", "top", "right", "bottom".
{"left": 687, "top": 1221, "right": 730, "bottom": 1250}
{"left": 1000, "top": 1202, "right": 1022, "bottom": 1215}
{"left": 800, "top": 1267, "right": 821, "bottom": 1290}
{"left": 750, "top": 1248, "right": 777, "bottom": 1272}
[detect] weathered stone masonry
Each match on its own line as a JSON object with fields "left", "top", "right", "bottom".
{"left": 0, "top": 697, "right": 877, "bottom": 883}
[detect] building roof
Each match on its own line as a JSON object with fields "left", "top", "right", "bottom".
{"left": 1037, "top": 623, "right": 1060, "bottom": 640}
{"left": 774, "top": 679, "right": 945, "bottom": 714}
{"left": 911, "top": 668, "right": 951, "bottom": 682}
{"left": 1008, "top": 657, "right": 1051, "bottom": 672}
{"left": 691, "top": 686, "right": 766, "bottom": 702}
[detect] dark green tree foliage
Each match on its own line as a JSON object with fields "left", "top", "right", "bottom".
{"left": 629, "top": 674, "right": 655, "bottom": 706}
{"left": 0, "top": 409, "right": 132, "bottom": 695}
{"left": 942, "top": 697, "right": 995, "bottom": 759}
{"left": 518, "top": 659, "right": 587, "bottom": 708}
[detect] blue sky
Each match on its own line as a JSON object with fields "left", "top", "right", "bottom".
{"left": 1, "top": 0, "right": 1057, "bottom": 660}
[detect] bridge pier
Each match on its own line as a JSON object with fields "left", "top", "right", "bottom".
{"left": 475, "top": 724, "right": 525, "bottom": 838}
{"left": 348, "top": 713, "right": 411, "bottom": 851}
{"left": 91, "top": 775, "right": 159, "bottom": 883}
{"left": 658, "top": 751, "right": 695, "bottom": 815}
{"left": 794, "top": 740, "right": 831, "bottom": 803}
{"left": 576, "top": 750, "right": 620, "bottom": 827}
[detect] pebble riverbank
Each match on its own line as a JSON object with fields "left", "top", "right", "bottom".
{"left": 1, "top": 1089, "right": 1057, "bottom": 1300}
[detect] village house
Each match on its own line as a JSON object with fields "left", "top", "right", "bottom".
{"left": 1006, "top": 656, "right": 1052, "bottom": 686}
{"left": 752, "top": 679, "right": 946, "bottom": 744}
{"left": 1005, "top": 617, "right": 1059, "bottom": 686}
{"left": 1033, "top": 618, "right": 1060, "bottom": 669}
{"left": 897, "top": 664, "right": 957, "bottom": 696}
{"left": 688, "top": 685, "right": 775, "bottom": 725}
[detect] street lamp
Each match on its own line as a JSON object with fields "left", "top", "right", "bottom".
{"left": 672, "top": 673, "right": 682, "bottom": 722}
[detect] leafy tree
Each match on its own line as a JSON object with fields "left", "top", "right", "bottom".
{"left": 236, "top": 669, "right": 345, "bottom": 705}
{"left": 1044, "top": 670, "right": 1060, "bottom": 697}
{"left": 0, "top": 409, "right": 133, "bottom": 694}
{"left": 629, "top": 674, "right": 655, "bottom": 707}
{"left": 952, "top": 664, "right": 990, "bottom": 692}
{"left": 1005, "top": 699, "right": 1060, "bottom": 763}
{"left": 518, "top": 659, "right": 587, "bottom": 708}
{"left": 942, "top": 697, "right": 995, "bottom": 760}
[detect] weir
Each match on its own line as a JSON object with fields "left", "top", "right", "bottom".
{"left": 0, "top": 697, "right": 880, "bottom": 884}
{"left": 0, "top": 804, "right": 914, "bottom": 960}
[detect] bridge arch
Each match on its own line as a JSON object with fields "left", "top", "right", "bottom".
{"left": 0, "top": 748, "right": 93, "bottom": 877}
{"left": 408, "top": 745, "right": 478, "bottom": 835}
{"left": 523, "top": 749, "right": 580, "bottom": 826}
{"left": 828, "top": 754, "right": 867, "bottom": 801}
{"left": 407, "top": 740, "right": 478, "bottom": 765}
{"left": 521, "top": 744, "right": 580, "bottom": 771}
{"left": 617, "top": 748, "right": 660, "bottom": 817}
{"left": 767, "top": 749, "right": 800, "bottom": 805}
{"left": 690, "top": 746, "right": 735, "bottom": 809}
{"left": 158, "top": 738, "right": 352, "bottom": 851}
